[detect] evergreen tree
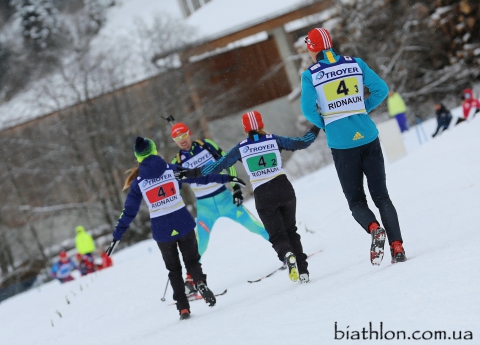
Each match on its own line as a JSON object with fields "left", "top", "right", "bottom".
{"left": 11, "top": 0, "right": 60, "bottom": 49}
{"left": 83, "top": 0, "right": 108, "bottom": 36}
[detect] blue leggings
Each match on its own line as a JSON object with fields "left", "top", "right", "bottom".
{"left": 394, "top": 113, "right": 409, "bottom": 132}
{"left": 196, "top": 189, "right": 269, "bottom": 257}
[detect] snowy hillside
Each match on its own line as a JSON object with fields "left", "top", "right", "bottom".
{"left": 1, "top": 117, "right": 479, "bottom": 344}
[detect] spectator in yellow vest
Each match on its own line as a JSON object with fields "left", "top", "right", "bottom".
{"left": 75, "top": 225, "right": 96, "bottom": 257}
{"left": 387, "top": 91, "right": 409, "bottom": 132}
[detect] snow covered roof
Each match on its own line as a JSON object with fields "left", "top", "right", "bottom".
{"left": 185, "top": 0, "right": 310, "bottom": 40}
{"left": 151, "top": 0, "right": 332, "bottom": 62}
{"left": 100, "top": 0, "right": 313, "bottom": 40}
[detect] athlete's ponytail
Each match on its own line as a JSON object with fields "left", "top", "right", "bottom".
{"left": 123, "top": 166, "right": 139, "bottom": 191}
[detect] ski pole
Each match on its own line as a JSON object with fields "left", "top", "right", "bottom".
{"left": 415, "top": 117, "right": 423, "bottom": 145}
{"left": 161, "top": 278, "right": 169, "bottom": 302}
{"left": 161, "top": 115, "right": 176, "bottom": 127}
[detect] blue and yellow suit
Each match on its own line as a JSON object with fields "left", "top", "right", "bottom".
{"left": 172, "top": 139, "right": 269, "bottom": 257}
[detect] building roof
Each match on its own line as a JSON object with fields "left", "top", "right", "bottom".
{"left": 153, "top": 0, "right": 332, "bottom": 62}
{"left": 185, "top": 0, "right": 308, "bottom": 39}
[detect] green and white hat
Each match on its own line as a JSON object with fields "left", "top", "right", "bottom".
{"left": 134, "top": 136, "right": 158, "bottom": 162}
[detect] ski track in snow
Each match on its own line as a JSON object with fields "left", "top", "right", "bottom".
{"left": 1, "top": 118, "right": 479, "bottom": 344}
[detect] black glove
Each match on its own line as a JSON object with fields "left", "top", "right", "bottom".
{"left": 105, "top": 239, "right": 119, "bottom": 257}
{"left": 309, "top": 125, "right": 321, "bottom": 136}
{"left": 232, "top": 184, "right": 244, "bottom": 206}
{"left": 174, "top": 167, "right": 201, "bottom": 179}
{"left": 228, "top": 176, "right": 246, "bottom": 187}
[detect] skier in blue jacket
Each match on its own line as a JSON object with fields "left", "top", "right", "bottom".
{"left": 50, "top": 251, "right": 77, "bottom": 283}
{"left": 300, "top": 28, "right": 407, "bottom": 265}
{"left": 104, "top": 137, "right": 246, "bottom": 320}
{"left": 176, "top": 111, "right": 320, "bottom": 284}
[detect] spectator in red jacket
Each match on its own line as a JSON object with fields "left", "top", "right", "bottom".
{"left": 97, "top": 248, "right": 113, "bottom": 270}
{"left": 462, "top": 88, "right": 480, "bottom": 120}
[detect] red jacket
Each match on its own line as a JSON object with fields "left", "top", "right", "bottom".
{"left": 100, "top": 252, "right": 113, "bottom": 269}
{"left": 462, "top": 89, "right": 480, "bottom": 119}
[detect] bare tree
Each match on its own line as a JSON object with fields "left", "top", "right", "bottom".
{"left": 333, "top": 0, "right": 479, "bottom": 117}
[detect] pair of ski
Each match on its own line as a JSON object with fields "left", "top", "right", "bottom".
{"left": 247, "top": 249, "right": 323, "bottom": 283}
{"left": 168, "top": 289, "right": 227, "bottom": 306}
{"left": 169, "top": 249, "right": 322, "bottom": 304}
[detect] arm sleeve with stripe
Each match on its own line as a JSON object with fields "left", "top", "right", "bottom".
{"left": 275, "top": 129, "right": 318, "bottom": 151}
{"left": 204, "top": 138, "right": 238, "bottom": 188}
{"left": 170, "top": 163, "right": 229, "bottom": 185}
{"left": 201, "top": 145, "right": 242, "bottom": 176}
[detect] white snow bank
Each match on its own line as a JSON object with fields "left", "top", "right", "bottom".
{"left": 1, "top": 108, "right": 479, "bottom": 345}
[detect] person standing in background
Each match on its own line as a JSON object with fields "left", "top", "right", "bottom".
{"left": 75, "top": 225, "right": 97, "bottom": 274}
{"left": 432, "top": 102, "right": 452, "bottom": 138}
{"left": 75, "top": 225, "right": 96, "bottom": 258}
{"left": 461, "top": 88, "right": 480, "bottom": 121}
{"left": 50, "top": 251, "right": 77, "bottom": 283}
{"left": 387, "top": 90, "right": 409, "bottom": 132}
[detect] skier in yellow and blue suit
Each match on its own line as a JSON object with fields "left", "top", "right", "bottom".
{"left": 170, "top": 122, "right": 269, "bottom": 293}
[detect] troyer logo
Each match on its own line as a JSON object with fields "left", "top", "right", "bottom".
{"left": 182, "top": 150, "right": 212, "bottom": 168}
{"left": 242, "top": 144, "right": 275, "bottom": 154}
{"left": 322, "top": 67, "right": 359, "bottom": 80}
{"left": 142, "top": 172, "right": 173, "bottom": 188}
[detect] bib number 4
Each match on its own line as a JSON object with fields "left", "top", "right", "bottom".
{"left": 324, "top": 77, "right": 360, "bottom": 101}
{"left": 336, "top": 80, "right": 349, "bottom": 95}
{"left": 247, "top": 153, "right": 277, "bottom": 172}
{"left": 146, "top": 182, "right": 176, "bottom": 203}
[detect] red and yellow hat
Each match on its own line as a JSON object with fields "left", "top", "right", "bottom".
{"left": 171, "top": 122, "right": 191, "bottom": 138}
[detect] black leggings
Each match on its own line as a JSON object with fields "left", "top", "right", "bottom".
{"left": 331, "top": 138, "right": 403, "bottom": 244}
{"left": 254, "top": 175, "right": 308, "bottom": 274}
{"left": 157, "top": 230, "right": 206, "bottom": 310}
{"left": 432, "top": 116, "right": 452, "bottom": 137}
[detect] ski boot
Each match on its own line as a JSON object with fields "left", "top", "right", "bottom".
{"left": 184, "top": 273, "right": 197, "bottom": 295}
{"left": 390, "top": 241, "right": 407, "bottom": 264}
{"left": 196, "top": 281, "right": 216, "bottom": 307}
{"left": 299, "top": 273, "right": 309, "bottom": 284}
{"left": 369, "top": 223, "right": 386, "bottom": 266}
{"left": 284, "top": 252, "right": 299, "bottom": 282}
{"left": 179, "top": 309, "right": 191, "bottom": 320}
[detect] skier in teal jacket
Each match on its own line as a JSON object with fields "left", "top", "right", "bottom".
{"left": 170, "top": 122, "right": 269, "bottom": 294}
{"left": 175, "top": 111, "right": 320, "bottom": 284}
{"left": 300, "top": 28, "right": 407, "bottom": 265}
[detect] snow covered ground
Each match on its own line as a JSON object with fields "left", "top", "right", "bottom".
{"left": 1, "top": 116, "right": 479, "bottom": 344}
